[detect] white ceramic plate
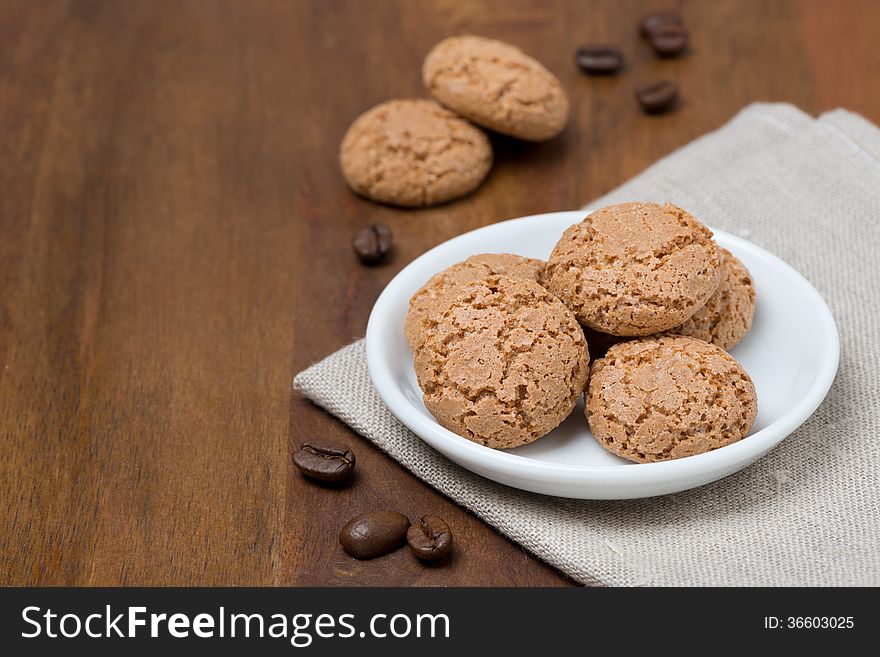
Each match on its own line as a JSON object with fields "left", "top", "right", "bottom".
{"left": 365, "top": 211, "right": 839, "bottom": 499}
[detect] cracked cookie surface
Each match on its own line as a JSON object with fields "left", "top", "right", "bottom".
{"left": 413, "top": 275, "right": 589, "bottom": 449}
{"left": 586, "top": 336, "right": 757, "bottom": 463}
{"left": 339, "top": 99, "right": 492, "bottom": 207}
{"left": 423, "top": 35, "right": 569, "bottom": 141}
{"left": 664, "top": 247, "right": 756, "bottom": 351}
{"left": 404, "top": 253, "right": 546, "bottom": 350}
{"left": 544, "top": 202, "right": 722, "bottom": 336}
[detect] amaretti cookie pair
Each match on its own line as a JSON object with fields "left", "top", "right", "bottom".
{"left": 545, "top": 202, "right": 756, "bottom": 353}
{"left": 405, "top": 202, "right": 759, "bottom": 464}
{"left": 340, "top": 36, "right": 569, "bottom": 207}
{"left": 544, "top": 202, "right": 757, "bottom": 463}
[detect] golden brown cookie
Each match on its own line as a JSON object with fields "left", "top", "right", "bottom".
{"left": 413, "top": 275, "right": 589, "bottom": 449}
{"left": 665, "top": 248, "right": 756, "bottom": 351}
{"left": 404, "top": 253, "right": 546, "bottom": 349}
{"left": 422, "top": 35, "right": 569, "bottom": 142}
{"left": 586, "top": 336, "right": 757, "bottom": 463}
{"left": 544, "top": 202, "right": 722, "bottom": 336}
{"left": 339, "top": 99, "right": 492, "bottom": 207}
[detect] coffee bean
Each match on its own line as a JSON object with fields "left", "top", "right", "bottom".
{"left": 339, "top": 511, "right": 410, "bottom": 559}
{"left": 649, "top": 24, "right": 688, "bottom": 57}
{"left": 640, "top": 10, "right": 684, "bottom": 38}
{"left": 292, "top": 439, "right": 356, "bottom": 484}
{"left": 575, "top": 45, "right": 624, "bottom": 75}
{"left": 635, "top": 80, "right": 679, "bottom": 114}
{"left": 352, "top": 224, "right": 392, "bottom": 265}
{"left": 407, "top": 515, "right": 453, "bottom": 561}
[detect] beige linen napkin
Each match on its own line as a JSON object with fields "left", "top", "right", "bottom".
{"left": 294, "top": 103, "right": 880, "bottom": 586}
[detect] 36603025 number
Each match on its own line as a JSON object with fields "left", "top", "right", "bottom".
{"left": 786, "top": 617, "right": 853, "bottom": 629}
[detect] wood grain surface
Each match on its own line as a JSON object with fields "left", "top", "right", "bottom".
{"left": 2, "top": 0, "right": 878, "bottom": 586}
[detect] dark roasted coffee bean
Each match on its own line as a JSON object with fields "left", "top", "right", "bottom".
{"left": 635, "top": 80, "right": 679, "bottom": 114}
{"left": 575, "top": 45, "right": 624, "bottom": 75}
{"left": 650, "top": 24, "right": 689, "bottom": 57}
{"left": 640, "top": 10, "right": 684, "bottom": 38}
{"left": 292, "top": 439, "right": 356, "bottom": 483}
{"left": 407, "top": 515, "right": 453, "bottom": 561}
{"left": 339, "top": 511, "right": 410, "bottom": 559}
{"left": 352, "top": 224, "right": 392, "bottom": 265}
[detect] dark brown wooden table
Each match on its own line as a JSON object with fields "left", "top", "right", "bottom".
{"left": 2, "top": 0, "right": 878, "bottom": 586}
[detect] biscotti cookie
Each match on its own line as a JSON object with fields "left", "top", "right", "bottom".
{"left": 413, "top": 275, "right": 589, "bottom": 449}
{"left": 423, "top": 35, "right": 569, "bottom": 142}
{"left": 404, "top": 253, "right": 546, "bottom": 349}
{"left": 665, "top": 247, "right": 756, "bottom": 351}
{"left": 586, "top": 336, "right": 757, "bottom": 463}
{"left": 544, "top": 202, "right": 722, "bottom": 336}
{"left": 339, "top": 99, "right": 492, "bottom": 207}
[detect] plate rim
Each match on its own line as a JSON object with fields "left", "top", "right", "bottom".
{"left": 365, "top": 210, "right": 840, "bottom": 488}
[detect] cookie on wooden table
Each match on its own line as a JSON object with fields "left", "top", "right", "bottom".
{"left": 339, "top": 99, "right": 492, "bottom": 207}
{"left": 544, "top": 202, "right": 722, "bottom": 336}
{"left": 586, "top": 336, "right": 757, "bottom": 463}
{"left": 423, "top": 35, "right": 569, "bottom": 142}
{"left": 413, "top": 275, "right": 589, "bottom": 449}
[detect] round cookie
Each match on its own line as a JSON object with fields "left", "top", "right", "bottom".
{"left": 586, "top": 336, "right": 757, "bottom": 463}
{"left": 422, "top": 35, "right": 569, "bottom": 142}
{"left": 413, "top": 275, "right": 589, "bottom": 449}
{"left": 665, "top": 247, "right": 756, "bottom": 351}
{"left": 404, "top": 253, "right": 546, "bottom": 349}
{"left": 544, "top": 202, "right": 722, "bottom": 336}
{"left": 339, "top": 99, "right": 492, "bottom": 207}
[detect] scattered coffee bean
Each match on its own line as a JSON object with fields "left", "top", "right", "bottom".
{"left": 352, "top": 224, "right": 392, "bottom": 265}
{"left": 649, "top": 23, "right": 689, "bottom": 57}
{"left": 639, "top": 10, "right": 684, "bottom": 38}
{"left": 407, "top": 515, "right": 453, "bottom": 561}
{"left": 339, "top": 511, "right": 410, "bottom": 559}
{"left": 635, "top": 80, "right": 679, "bottom": 114}
{"left": 575, "top": 45, "right": 624, "bottom": 75}
{"left": 292, "top": 439, "right": 356, "bottom": 484}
